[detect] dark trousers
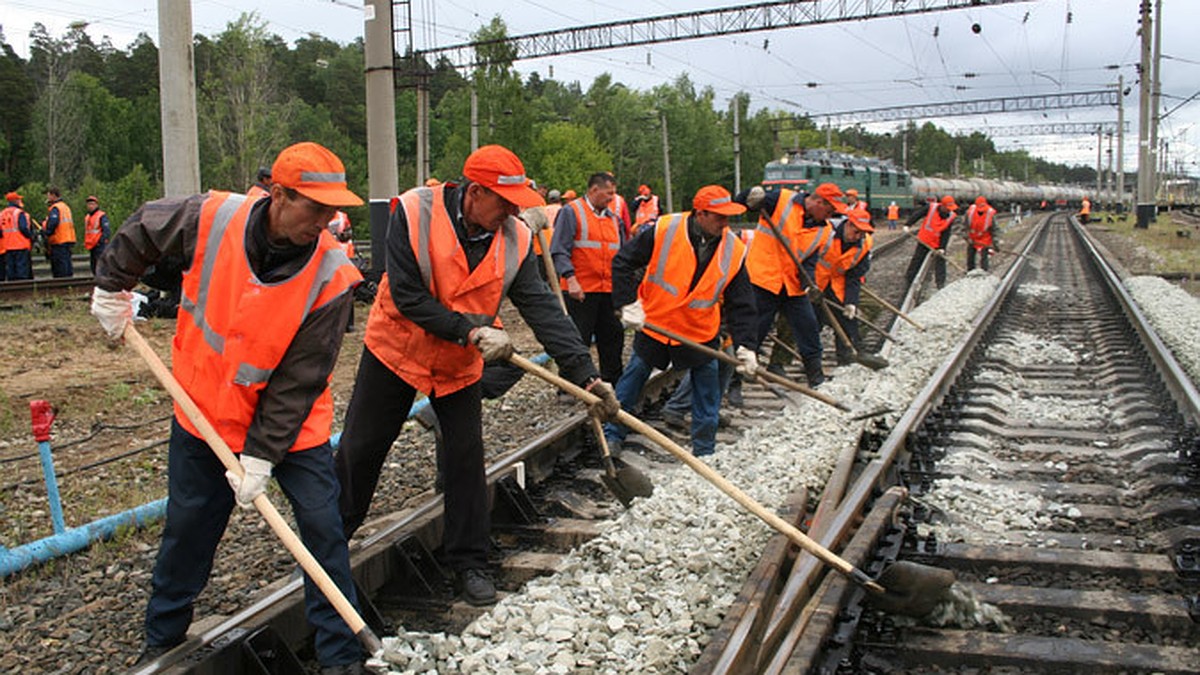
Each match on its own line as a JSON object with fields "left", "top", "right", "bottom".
{"left": 966, "top": 246, "right": 990, "bottom": 272}
{"left": 145, "top": 420, "right": 362, "bottom": 667}
{"left": 819, "top": 290, "right": 861, "bottom": 364}
{"left": 565, "top": 291, "right": 624, "bottom": 383}
{"left": 0, "top": 253, "right": 6, "bottom": 281}
{"left": 904, "top": 232, "right": 952, "bottom": 289}
{"left": 335, "top": 347, "right": 489, "bottom": 571}
{"left": 88, "top": 242, "right": 106, "bottom": 274}
{"left": 6, "top": 250, "right": 31, "bottom": 279}
{"left": 604, "top": 351, "right": 721, "bottom": 455}
{"left": 49, "top": 243, "right": 73, "bottom": 277}
{"left": 753, "top": 285, "right": 823, "bottom": 385}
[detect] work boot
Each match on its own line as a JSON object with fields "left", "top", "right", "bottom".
{"left": 718, "top": 411, "right": 732, "bottom": 429}
{"left": 802, "top": 357, "right": 825, "bottom": 389}
{"left": 459, "top": 568, "right": 497, "bottom": 606}
{"left": 662, "top": 408, "right": 688, "bottom": 430}
{"left": 134, "top": 641, "right": 182, "bottom": 665}
{"left": 766, "top": 363, "right": 786, "bottom": 377}
{"left": 725, "top": 378, "right": 744, "bottom": 407}
{"left": 413, "top": 404, "right": 438, "bottom": 430}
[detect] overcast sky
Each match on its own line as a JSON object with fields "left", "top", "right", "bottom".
{"left": 2, "top": 0, "right": 1198, "bottom": 174}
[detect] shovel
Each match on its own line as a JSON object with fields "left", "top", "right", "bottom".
{"left": 508, "top": 352, "right": 955, "bottom": 617}
{"left": 824, "top": 296, "right": 897, "bottom": 343}
{"left": 903, "top": 227, "right": 968, "bottom": 273}
{"left": 122, "top": 325, "right": 384, "bottom": 659}
{"left": 861, "top": 283, "right": 924, "bottom": 331}
{"left": 758, "top": 210, "right": 889, "bottom": 370}
{"left": 590, "top": 415, "right": 653, "bottom": 506}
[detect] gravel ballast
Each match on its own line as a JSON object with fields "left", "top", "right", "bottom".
{"left": 1125, "top": 275, "right": 1200, "bottom": 386}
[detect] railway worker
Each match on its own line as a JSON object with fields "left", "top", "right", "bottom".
{"left": 1, "top": 193, "right": 34, "bottom": 280}
{"left": 844, "top": 188, "right": 867, "bottom": 215}
{"left": 0, "top": 196, "right": 6, "bottom": 282}
{"left": 965, "top": 196, "right": 996, "bottom": 272}
{"left": 605, "top": 185, "right": 759, "bottom": 457}
{"left": 333, "top": 144, "right": 619, "bottom": 607}
{"left": 89, "top": 142, "right": 369, "bottom": 673}
{"left": 328, "top": 210, "right": 358, "bottom": 332}
{"left": 83, "top": 195, "right": 111, "bottom": 275}
{"left": 886, "top": 201, "right": 901, "bottom": 230}
{"left": 44, "top": 186, "right": 75, "bottom": 277}
{"left": 815, "top": 208, "right": 873, "bottom": 366}
{"left": 737, "top": 182, "right": 846, "bottom": 388}
{"left": 550, "top": 171, "right": 627, "bottom": 384}
{"left": 632, "top": 183, "right": 661, "bottom": 236}
{"left": 903, "top": 195, "right": 958, "bottom": 290}
{"left": 1077, "top": 196, "right": 1091, "bottom": 224}
{"left": 609, "top": 175, "right": 633, "bottom": 239}
{"left": 247, "top": 165, "right": 272, "bottom": 199}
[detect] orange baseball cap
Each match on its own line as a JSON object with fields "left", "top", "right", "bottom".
{"left": 638, "top": 184, "right": 650, "bottom": 196}
{"left": 813, "top": 183, "right": 849, "bottom": 214}
{"left": 846, "top": 188, "right": 859, "bottom": 197}
{"left": 272, "top": 142, "right": 363, "bottom": 207}
{"left": 463, "top": 144, "right": 544, "bottom": 208}
{"left": 940, "top": 195, "right": 958, "bottom": 210}
{"left": 693, "top": 185, "right": 746, "bottom": 216}
{"left": 975, "top": 196, "right": 987, "bottom": 206}
{"left": 4, "top": 191, "right": 20, "bottom": 202}
{"left": 86, "top": 195, "right": 99, "bottom": 203}
{"left": 846, "top": 209, "right": 874, "bottom": 233}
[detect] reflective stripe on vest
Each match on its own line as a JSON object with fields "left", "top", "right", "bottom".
{"left": 1, "top": 207, "right": 32, "bottom": 250}
{"left": 746, "top": 189, "right": 831, "bottom": 296}
{"left": 47, "top": 202, "right": 76, "bottom": 245}
{"left": 967, "top": 205, "right": 995, "bottom": 246}
{"left": 815, "top": 230, "right": 872, "bottom": 302}
{"left": 919, "top": 203, "right": 953, "bottom": 248}
{"left": 85, "top": 210, "right": 106, "bottom": 249}
{"left": 565, "top": 197, "right": 621, "bottom": 293}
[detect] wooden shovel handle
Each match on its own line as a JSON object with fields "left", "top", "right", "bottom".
{"left": 508, "top": 353, "right": 882, "bottom": 592}
{"left": 123, "top": 324, "right": 382, "bottom": 655}
{"left": 860, "top": 284, "right": 924, "bottom": 331}
{"left": 534, "top": 228, "right": 569, "bottom": 315}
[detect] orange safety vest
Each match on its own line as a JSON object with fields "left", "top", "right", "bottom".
{"left": 562, "top": 197, "right": 621, "bottom": 293}
{"left": 612, "top": 193, "right": 630, "bottom": 235}
{"left": 247, "top": 184, "right": 270, "bottom": 200}
{"left": 814, "top": 229, "right": 873, "bottom": 303}
{"left": 634, "top": 195, "right": 660, "bottom": 231}
{"left": 1078, "top": 199, "right": 1091, "bottom": 216}
{"left": 966, "top": 204, "right": 995, "bottom": 248}
{"left": 46, "top": 201, "right": 76, "bottom": 245}
{"left": 638, "top": 213, "right": 746, "bottom": 345}
{"left": 0, "top": 207, "right": 31, "bottom": 251}
{"left": 84, "top": 209, "right": 107, "bottom": 250}
{"left": 745, "top": 189, "right": 832, "bottom": 296}
{"left": 918, "top": 203, "right": 954, "bottom": 248}
{"left": 737, "top": 228, "right": 755, "bottom": 246}
{"left": 533, "top": 203, "right": 562, "bottom": 256}
{"left": 173, "top": 191, "right": 361, "bottom": 453}
{"left": 365, "top": 186, "right": 531, "bottom": 396}
{"left": 887, "top": 204, "right": 900, "bottom": 221}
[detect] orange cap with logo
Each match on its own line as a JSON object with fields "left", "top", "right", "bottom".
{"left": 940, "top": 195, "right": 958, "bottom": 211}
{"left": 5, "top": 191, "right": 21, "bottom": 202}
{"left": 638, "top": 184, "right": 651, "bottom": 196}
{"left": 846, "top": 188, "right": 859, "bottom": 197}
{"left": 813, "top": 183, "right": 849, "bottom": 214}
{"left": 692, "top": 185, "right": 746, "bottom": 216}
{"left": 975, "top": 196, "right": 987, "bottom": 206}
{"left": 846, "top": 209, "right": 874, "bottom": 233}
{"left": 272, "top": 142, "right": 363, "bottom": 207}
{"left": 463, "top": 145, "right": 544, "bottom": 208}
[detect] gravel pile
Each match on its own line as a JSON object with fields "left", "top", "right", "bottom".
{"left": 373, "top": 273, "right": 1002, "bottom": 674}
{"left": 1125, "top": 275, "right": 1200, "bottom": 385}
{"left": 985, "top": 330, "right": 1080, "bottom": 366}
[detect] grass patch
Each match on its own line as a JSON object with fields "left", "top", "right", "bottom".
{"left": 1093, "top": 211, "right": 1200, "bottom": 274}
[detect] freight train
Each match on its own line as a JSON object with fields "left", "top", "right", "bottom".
{"left": 764, "top": 149, "right": 1117, "bottom": 215}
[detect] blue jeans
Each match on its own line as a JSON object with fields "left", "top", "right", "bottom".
{"left": 753, "top": 285, "right": 823, "bottom": 386}
{"left": 604, "top": 352, "right": 722, "bottom": 456}
{"left": 146, "top": 420, "right": 362, "bottom": 667}
{"left": 6, "top": 250, "right": 31, "bottom": 279}
{"left": 664, "top": 353, "right": 734, "bottom": 417}
{"left": 49, "top": 243, "right": 73, "bottom": 277}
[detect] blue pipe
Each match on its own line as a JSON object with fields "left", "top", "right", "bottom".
{"left": 0, "top": 498, "right": 167, "bottom": 577}
{"left": 36, "top": 439, "right": 67, "bottom": 535}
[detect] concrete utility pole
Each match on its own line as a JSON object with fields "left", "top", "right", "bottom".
{"left": 732, "top": 97, "right": 742, "bottom": 194}
{"left": 1095, "top": 127, "right": 1102, "bottom": 199}
{"left": 1150, "top": 0, "right": 1163, "bottom": 202}
{"left": 660, "top": 111, "right": 673, "bottom": 213}
{"left": 470, "top": 87, "right": 479, "bottom": 151}
{"left": 415, "top": 86, "right": 429, "bottom": 184}
{"left": 1136, "top": 0, "right": 1154, "bottom": 228}
{"left": 1117, "top": 74, "right": 1125, "bottom": 212}
{"left": 157, "top": 0, "right": 200, "bottom": 196}
{"left": 365, "top": 0, "right": 399, "bottom": 270}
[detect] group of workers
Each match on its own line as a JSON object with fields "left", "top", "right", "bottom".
{"left": 0, "top": 188, "right": 110, "bottom": 280}
{"left": 88, "top": 138, "right": 1001, "bottom": 673}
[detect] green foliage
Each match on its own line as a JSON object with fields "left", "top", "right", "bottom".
{"left": 527, "top": 122, "right": 612, "bottom": 192}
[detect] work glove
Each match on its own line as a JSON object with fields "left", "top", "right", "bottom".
{"left": 225, "top": 455, "right": 273, "bottom": 509}
{"left": 902, "top": 225, "right": 911, "bottom": 234}
{"left": 585, "top": 379, "right": 621, "bottom": 421}
{"left": 805, "top": 285, "right": 823, "bottom": 301}
{"left": 844, "top": 303, "right": 858, "bottom": 320}
{"left": 90, "top": 287, "right": 134, "bottom": 341}
{"left": 619, "top": 300, "right": 646, "bottom": 331}
{"left": 745, "top": 186, "right": 766, "bottom": 211}
{"left": 519, "top": 206, "right": 549, "bottom": 231}
{"left": 734, "top": 346, "right": 759, "bottom": 377}
{"left": 565, "top": 275, "right": 585, "bottom": 301}
{"left": 470, "top": 326, "right": 514, "bottom": 362}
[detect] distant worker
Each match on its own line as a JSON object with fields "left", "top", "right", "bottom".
{"left": 606, "top": 185, "right": 758, "bottom": 457}
{"left": 1077, "top": 196, "right": 1091, "bottom": 224}
{"left": 886, "top": 201, "right": 900, "bottom": 230}
{"left": 247, "top": 166, "right": 272, "bottom": 199}
{"left": 84, "top": 195, "right": 111, "bottom": 274}
{"left": 903, "top": 195, "right": 957, "bottom": 289}
{"left": 425, "top": 177, "right": 441, "bottom": 187}
{"left": 550, "top": 172, "right": 627, "bottom": 384}
{"left": 844, "top": 188, "right": 867, "bottom": 215}
{"left": 44, "top": 186, "right": 75, "bottom": 278}
{"left": 328, "top": 210, "right": 354, "bottom": 257}
{"left": 334, "top": 145, "right": 619, "bottom": 607}
{"left": 0, "top": 196, "right": 6, "bottom": 281}
{"left": 738, "top": 182, "right": 846, "bottom": 388}
{"left": 965, "top": 196, "right": 996, "bottom": 272}
{"left": 632, "top": 184, "right": 660, "bottom": 236}
{"left": 815, "top": 208, "right": 873, "bottom": 365}
{"left": 1, "top": 192, "right": 34, "bottom": 280}
{"left": 529, "top": 190, "right": 560, "bottom": 268}
{"left": 608, "top": 175, "right": 632, "bottom": 239}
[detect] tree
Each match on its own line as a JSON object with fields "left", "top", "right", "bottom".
{"left": 0, "top": 33, "right": 35, "bottom": 187}
{"left": 526, "top": 122, "right": 612, "bottom": 192}
{"left": 28, "top": 23, "right": 89, "bottom": 186}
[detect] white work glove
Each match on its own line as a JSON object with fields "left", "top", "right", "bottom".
{"left": 565, "top": 275, "right": 584, "bottom": 301}
{"left": 90, "top": 287, "right": 134, "bottom": 341}
{"left": 619, "top": 300, "right": 645, "bottom": 331}
{"left": 519, "top": 206, "right": 548, "bottom": 231}
{"left": 844, "top": 303, "right": 858, "bottom": 320}
{"left": 470, "top": 326, "right": 514, "bottom": 362}
{"left": 734, "top": 346, "right": 759, "bottom": 377}
{"left": 902, "top": 225, "right": 911, "bottom": 234}
{"left": 746, "top": 186, "right": 766, "bottom": 211}
{"left": 225, "top": 455, "right": 273, "bottom": 509}
{"left": 585, "top": 379, "right": 621, "bottom": 421}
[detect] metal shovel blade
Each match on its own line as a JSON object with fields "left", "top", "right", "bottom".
{"left": 601, "top": 461, "right": 654, "bottom": 507}
{"left": 868, "top": 560, "right": 957, "bottom": 617}
{"left": 854, "top": 351, "right": 890, "bottom": 371}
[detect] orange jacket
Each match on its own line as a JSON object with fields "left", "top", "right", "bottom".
{"left": 46, "top": 201, "right": 76, "bottom": 245}
{"left": 815, "top": 231, "right": 873, "bottom": 303}
{"left": 887, "top": 204, "right": 900, "bottom": 221}
{"left": 918, "top": 203, "right": 954, "bottom": 248}
{"left": 365, "top": 186, "right": 531, "bottom": 396}
{"left": 633, "top": 195, "right": 660, "bottom": 233}
{"left": 0, "top": 206, "right": 31, "bottom": 251}
{"left": 745, "top": 189, "right": 832, "bottom": 296}
{"left": 638, "top": 213, "right": 746, "bottom": 345}
{"left": 173, "top": 191, "right": 360, "bottom": 453}
{"left": 966, "top": 204, "right": 995, "bottom": 248}
{"left": 1078, "top": 199, "right": 1091, "bottom": 216}
{"left": 532, "top": 203, "right": 562, "bottom": 256}
{"left": 561, "top": 197, "right": 621, "bottom": 293}
{"left": 84, "top": 209, "right": 107, "bottom": 250}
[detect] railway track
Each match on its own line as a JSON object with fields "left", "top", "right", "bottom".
{"left": 0, "top": 274, "right": 94, "bottom": 306}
